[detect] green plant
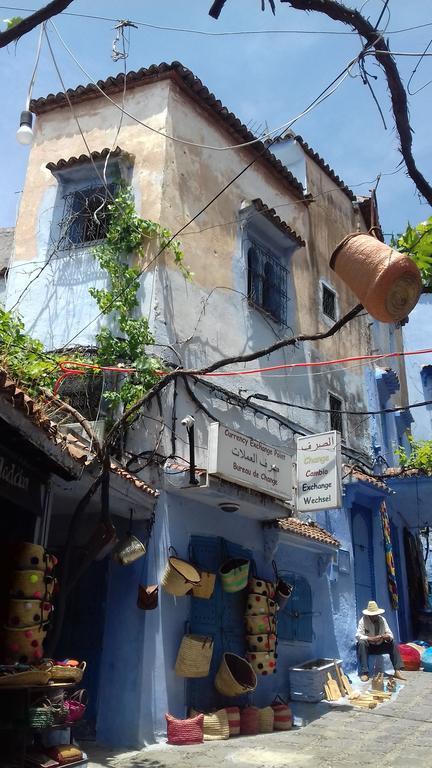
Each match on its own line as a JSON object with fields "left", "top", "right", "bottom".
{"left": 0, "top": 309, "right": 61, "bottom": 395}
{"left": 392, "top": 216, "right": 432, "bottom": 290}
{"left": 395, "top": 436, "right": 432, "bottom": 474}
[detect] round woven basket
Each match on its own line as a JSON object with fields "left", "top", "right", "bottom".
{"left": 190, "top": 708, "right": 229, "bottom": 741}
{"left": 258, "top": 706, "right": 274, "bottom": 734}
{"left": 246, "top": 632, "right": 276, "bottom": 652}
{"left": 49, "top": 661, "right": 86, "bottom": 683}
{"left": 0, "top": 662, "right": 53, "bottom": 687}
{"left": 219, "top": 559, "right": 250, "bottom": 593}
{"left": 244, "top": 614, "right": 276, "bottom": 635}
{"left": 245, "top": 594, "right": 277, "bottom": 617}
{"left": 161, "top": 556, "right": 201, "bottom": 597}
{"left": 215, "top": 652, "right": 257, "bottom": 697}
{"left": 9, "top": 571, "right": 55, "bottom": 601}
{"left": 175, "top": 635, "right": 214, "bottom": 678}
{"left": 14, "top": 543, "right": 46, "bottom": 572}
{"left": 247, "top": 577, "right": 275, "bottom": 599}
{"left": 246, "top": 651, "right": 277, "bottom": 676}
{"left": 7, "top": 599, "right": 52, "bottom": 628}
{"left": 3, "top": 625, "right": 47, "bottom": 663}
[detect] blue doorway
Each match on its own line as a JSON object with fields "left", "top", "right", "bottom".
{"left": 352, "top": 504, "right": 376, "bottom": 619}
{"left": 390, "top": 522, "right": 409, "bottom": 641}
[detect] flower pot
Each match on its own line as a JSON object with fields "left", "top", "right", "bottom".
{"left": 330, "top": 233, "right": 422, "bottom": 323}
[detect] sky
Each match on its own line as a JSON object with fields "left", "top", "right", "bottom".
{"left": 0, "top": 0, "right": 431, "bottom": 236}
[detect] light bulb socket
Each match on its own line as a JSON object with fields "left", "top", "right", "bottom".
{"left": 19, "top": 110, "right": 33, "bottom": 129}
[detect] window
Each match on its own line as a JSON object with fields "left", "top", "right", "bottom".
{"left": 322, "top": 283, "right": 336, "bottom": 321}
{"left": 278, "top": 573, "right": 313, "bottom": 643}
{"left": 58, "top": 374, "right": 104, "bottom": 421}
{"left": 329, "top": 393, "right": 343, "bottom": 437}
{"left": 57, "top": 183, "right": 116, "bottom": 249}
{"left": 247, "top": 239, "right": 289, "bottom": 324}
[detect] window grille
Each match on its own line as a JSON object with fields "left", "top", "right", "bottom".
{"left": 57, "top": 183, "right": 116, "bottom": 249}
{"left": 247, "top": 239, "right": 289, "bottom": 325}
{"left": 322, "top": 284, "right": 336, "bottom": 320}
{"left": 58, "top": 374, "right": 104, "bottom": 421}
{"left": 329, "top": 393, "right": 343, "bottom": 436}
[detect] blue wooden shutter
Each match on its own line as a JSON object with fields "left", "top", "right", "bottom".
{"left": 277, "top": 572, "right": 313, "bottom": 643}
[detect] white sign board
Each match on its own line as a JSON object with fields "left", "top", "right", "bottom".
{"left": 296, "top": 431, "right": 342, "bottom": 512}
{"left": 207, "top": 422, "right": 293, "bottom": 501}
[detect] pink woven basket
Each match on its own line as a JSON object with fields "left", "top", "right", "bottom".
{"left": 166, "top": 713, "right": 204, "bottom": 745}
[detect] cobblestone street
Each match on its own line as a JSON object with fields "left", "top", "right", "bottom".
{"left": 87, "top": 671, "right": 432, "bottom": 768}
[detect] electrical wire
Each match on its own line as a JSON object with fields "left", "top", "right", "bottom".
{"left": 0, "top": 5, "right": 431, "bottom": 36}
{"left": 247, "top": 393, "right": 432, "bottom": 417}
{"left": 25, "top": 18, "right": 45, "bottom": 110}
{"left": 407, "top": 36, "right": 432, "bottom": 95}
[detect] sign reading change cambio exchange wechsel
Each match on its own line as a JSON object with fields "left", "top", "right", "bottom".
{"left": 207, "top": 423, "right": 293, "bottom": 501}
{"left": 296, "top": 431, "right": 342, "bottom": 512}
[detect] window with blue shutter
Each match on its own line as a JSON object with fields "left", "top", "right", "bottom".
{"left": 277, "top": 572, "right": 313, "bottom": 643}
{"left": 187, "top": 536, "right": 252, "bottom": 712}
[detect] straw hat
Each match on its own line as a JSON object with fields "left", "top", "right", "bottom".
{"left": 363, "top": 600, "right": 385, "bottom": 616}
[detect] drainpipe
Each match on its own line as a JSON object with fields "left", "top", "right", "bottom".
{"left": 181, "top": 415, "right": 199, "bottom": 486}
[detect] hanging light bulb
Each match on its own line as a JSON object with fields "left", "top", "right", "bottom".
{"left": 16, "top": 110, "right": 34, "bottom": 145}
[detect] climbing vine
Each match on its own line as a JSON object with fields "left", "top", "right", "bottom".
{"left": 395, "top": 436, "right": 432, "bottom": 475}
{"left": 392, "top": 216, "right": 432, "bottom": 291}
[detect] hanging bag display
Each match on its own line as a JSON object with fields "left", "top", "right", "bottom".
{"left": 14, "top": 543, "right": 46, "bottom": 572}
{"left": 248, "top": 563, "right": 275, "bottom": 599}
{"left": 188, "top": 542, "right": 216, "bottom": 599}
{"left": 246, "top": 651, "right": 277, "bottom": 676}
{"left": 174, "top": 634, "right": 214, "bottom": 678}
{"left": 7, "top": 599, "right": 52, "bottom": 628}
{"left": 219, "top": 558, "right": 250, "bottom": 593}
{"left": 113, "top": 509, "right": 147, "bottom": 566}
{"left": 9, "top": 571, "right": 55, "bottom": 600}
{"left": 215, "top": 652, "right": 257, "bottom": 697}
{"left": 272, "top": 561, "right": 294, "bottom": 610}
{"left": 161, "top": 547, "right": 201, "bottom": 597}
{"left": 271, "top": 695, "right": 293, "bottom": 731}
{"left": 245, "top": 594, "right": 277, "bottom": 617}
{"left": 246, "top": 632, "right": 277, "bottom": 653}
{"left": 166, "top": 713, "right": 204, "bottom": 745}
{"left": 245, "top": 614, "right": 276, "bottom": 635}
{"left": 3, "top": 625, "right": 47, "bottom": 663}
{"left": 137, "top": 584, "right": 158, "bottom": 610}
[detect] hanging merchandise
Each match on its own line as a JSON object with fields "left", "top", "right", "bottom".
{"left": 161, "top": 547, "right": 201, "bottom": 597}
{"left": 137, "top": 584, "right": 159, "bottom": 610}
{"left": 113, "top": 508, "right": 147, "bottom": 566}
{"left": 271, "top": 696, "right": 293, "bottom": 730}
{"left": 246, "top": 651, "right": 277, "bottom": 676}
{"left": 174, "top": 635, "right": 214, "bottom": 678}
{"left": 272, "top": 561, "right": 294, "bottom": 610}
{"left": 379, "top": 502, "right": 399, "bottom": 610}
{"left": 247, "top": 576, "right": 276, "bottom": 600}
{"left": 166, "top": 712, "right": 204, "bottom": 745}
{"left": 7, "top": 599, "right": 52, "bottom": 628}
{"left": 245, "top": 594, "right": 277, "bottom": 617}
{"left": 214, "top": 652, "right": 257, "bottom": 696}
{"left": 63, "top": 689, "right": 88, "bottom": 724}
{"left": 219, "top": 558, "right": 250, "bottom": 593}
{"left": 191, "top": 570, "right": 216, "bottom": 600}
{"left": 9, "top": 570, "right": 55, "bottom": 600}
{"left": 245, "top": 614, "right": 276, "bottom": 635}
{"left": 3, "top": 625, "right": 47, "bottom": 664}
{"left": 190, "top": 708, "right": 229, "bottom": 741}
{"left": 225, "top": 706, "right": 240, "bottom": 736}
{"left": 240, "top": 706, "right": 259, "bottom": 736}
{"left": 14, "top": 543, "right": 47, "bottom": 572}
{"left": 245, "top": 633, "right": 276, "bottom": 652}
{"left": 258, "top": 706, "right": 274, "bottom": 734}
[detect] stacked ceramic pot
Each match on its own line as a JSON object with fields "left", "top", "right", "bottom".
{"left": 245, "top": 576, "right": 278, "bottom": 676}
{"left": 3, "top": 543, "right": 57, "bottom": 664}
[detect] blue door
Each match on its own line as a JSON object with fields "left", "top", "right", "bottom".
{"left": 188, "top": 536, "right": 252, "bottom": 711}
{"left": 352, "top": 505, "right": 376, "bottom": 619}
{"left": 390, "top": 521, "right": 408, "bottom": 641}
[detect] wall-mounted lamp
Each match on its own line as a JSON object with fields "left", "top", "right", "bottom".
{"left": 16, "top": 110, "right": 34, "bottom": 146}
{"left": 218, "top": 502, "right": 240, "bottom": 513}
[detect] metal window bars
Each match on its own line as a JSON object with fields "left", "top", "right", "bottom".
{"left": 57, "top": 183, "right": 117, "bottom": 250}
{"left": 329, "top": 394, "right": 343, "bottom": 436}
{"left": 247, "top": 238, "right": 289, "bottom": 325}
{"left": 322, "top": 284, "right": 336, "bottom": 320}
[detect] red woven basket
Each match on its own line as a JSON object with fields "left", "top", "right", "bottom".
{"left": 166, "top": 713, "right": 204, "bottom": 745}
{"left": 240, "top": 706, "right": 259, "bottom": 736}
{"left": 399, "top": 644, "right": 421, "bottom": 671}
{"left": 225, "top": 706, "right": 240, "bottom": 736}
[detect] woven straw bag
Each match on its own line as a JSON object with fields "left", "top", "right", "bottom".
{"left": 399, "top": 643, "right": 421, "bottom": 671}
{"left": 175, "top": 635, "right": 214, "bottom": 678}
{"left": 191, "top": 571, "right": 216, "bottom": 600}
{"left": 245, "top": 593, "right": 277, "bottom": 617}
{"left": 3, "top": 625, "right": 47, "bottom": 663}
{"left": 246, "top": 651, "right": 277, "bottom": 676}
{"left": 14, "top": 543, "right": 46, "bottom": 572}
{"left": 225, "top": 706, "right": 240, "bottom": 736}
{"left": 7, "top": 599, "right": 52, "bottom": 628}
{"left": 9, "top": 571, "right": 55, "bottom": 600}
{"left": 244, "top": 615, "right": 276, "bottom": 635}
{"left": 248, "top": 577, "right": 275, "bottom": 600}
{"left": 0, "top": 661, "right": 53, "bottom": 687}
{"left": 246, "top": 633, "right": 276, "bottom": 652}
{"left": 166, "top": 713, "right": 204, "bottom": 745}
{"left": 28, "top": 699, "right": 55, "bottom": 729}
{"left": 50, "top": 661, "right": 86, "bottom": 683}
{"left": 272, "top": 696, "right": 292, "bottom": 731}
{"left": 190, "top": 708, "right": 229, "bottom": 740}
{"left": 215, "top": 652, "right": 257, "bottom": 697}
{"left": 240, "top": 706, "right": 259, "bottom": 736}
{"left": 161, "top": 548, "right": 201, "bottom": 597}
{"left": 258, "top": 706, "right": 274, "bottom": 733}
{"left": 219, "top": 559, "right": 250, "bottom": 593}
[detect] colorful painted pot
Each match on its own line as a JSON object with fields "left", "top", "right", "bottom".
{"left": 246, "top": 633, "right": 277, "bottom": 652}
{"left": 244, "top": 614, "right": 276, "bottom": 635}
{"left": 9, "top": 571, "right": 55, "bottom": 600}
{"left": 246, "top": 651, "right": 277, "bottom": 676}
{"left": 7, "top": 599, "right": 52, "bottom": 628}
{"left": 245, "top": 593, "right": 277, "bottom": 616}
{"left": 3, "top": 625, "right": 47, "bottom": 663}
{"left": 247, "top": 577, "right": 275, "bottom": 600}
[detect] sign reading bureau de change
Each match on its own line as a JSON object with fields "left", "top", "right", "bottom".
{"left": 207, "top": 422, "right": 293, "bottom": 501}
{"left": 296, "top": 431, "right": 342, "bottom": 512}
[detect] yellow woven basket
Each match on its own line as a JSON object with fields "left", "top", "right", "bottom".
{"left": 9, "top": 571, "right": 55, "bottom": 601}
{"left": 191, "top": 571, "right": 216, "bottom": 600}
{"left": 7, "top": 599, "right": 52, "bottom": 629}
{"left": 50, "top": 661, "right": 86, "bottom": 683}
{"left": 3, "top": 625, "right": 47, "bottom": 663}
{"left": 258, "top": 706, "right": 274, "bottom": 733}
{"left": 14, "top": 543, "right": 46, "bottom": 572}
{"left": 0, "top": 662, "right": 53, "bottom": 687}
{"left": 215, "top": 653, "right": 257, "bottom": 697}
{"left": 190, "top": 708, "right": 229, "bottom": 741}
{"left": 161, "top": 554, "right": 201, "bottom": 597}
{"left": 175, "top": 635, "right": 213, "bottom": 678}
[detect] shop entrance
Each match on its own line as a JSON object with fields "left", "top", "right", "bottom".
{"left": 390, "top": 521, "right": 408, "bottom": 641}
{"left": 352, "top": 504, "right": 376, "bottom": 619}
{"left": 187, "top": 535, "right": 252, "bottom": 712}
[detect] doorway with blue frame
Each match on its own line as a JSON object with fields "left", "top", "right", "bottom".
{"left": 351, "top": 503, "right": 376, "bottom": 619}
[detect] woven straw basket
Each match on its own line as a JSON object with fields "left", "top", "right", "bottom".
{"left": 14, "top": 543, "right": 46, "bottom": 572}
{"left": 175, "top": 635, "right": 213, "bottom": 678}
{"left": 0, "top": 662, "right": 53, "bottom": 687}
{"left": 245, "top": 593, "right": 277, "bottom": 617}
{"left": 244, "top": 615, "right": 276, "bottom": 635}
{"left": 9, "top": 571, "right": 55, "bottom": 600}
{"left": 219, "top": 559, "right": 250, "bottom": 593}
{"left": 161, "top": 554, "right": 201, "bottom": 597}
{"left": 3, "top": 625, "right": 46, "bottom": 663}
{"left": 246, "top": 633, "right": 276, "bottom": 652}
{"left": 7, "top": 599, "right": 52, "bottom": 628}
{"left": 50, "top": 661, "right": 86, "bottom": 683}
{"left": 272, "top": 698, "right": 292, "bottom": 731}
{"left": 248, "top": 577, "right": 275, "bottom": 599}
{"left": 191, "top": 571, "right": 216, "bottom": 600}
{"left": 215, "top": 652, "right": 257, "bottom": 697}
{"left": 225, "top": 706, "right": 240, "bottom": 736}
{"left": 258, "top": 706, "right": 274, "bottom": 733}
{"left": 240, "top": 706, "right": 259, "bottom": 736}
{"left": 247, "top": 651, "right": 277, "bottom": 675}
{"left": 190, "top": 708, "right": 229, "bottom": 741}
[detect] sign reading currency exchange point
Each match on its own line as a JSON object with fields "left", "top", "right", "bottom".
{"left": 296, "top": 431, "right": 342, "bottom": 512}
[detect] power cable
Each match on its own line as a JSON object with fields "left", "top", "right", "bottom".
{"left": 246, "top": 393, "right": 432, "bottom": 417}
{"left": 407, "top": 36, "right": 432, "bottom": 95}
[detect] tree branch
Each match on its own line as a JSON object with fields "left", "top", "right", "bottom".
{"left": 278, "top": 0, "right": 432, "bottom": 206}
{"left": 0, "top": 1, "right": 74, "bottom": 48}
{"left": 43, "top": 389, "right": 103, "bottom": 460}
{"left": 209, "top": 0, "right": 229, "bottom": 19}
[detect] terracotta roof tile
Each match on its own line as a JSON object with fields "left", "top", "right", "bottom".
{"left": 272, "top": 517, "right": 340, "bottom": 547}
{"left": 385, "top": 467, "right": 432, "bottom": 479}
{"left": 343, "top": 464, "right": 388, "bottom": 491}
{"left": 30, "top": 61, "right": 305, "bottom": 200}
{"left": 250, "top": 199, "right": 305, "bottom": 247}
{"left": 46, "top": 147, "right": 128, "bottom": 173}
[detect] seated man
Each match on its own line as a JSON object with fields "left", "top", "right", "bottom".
{"left": 356, "top": 600, "right": 405, "bottom": 682}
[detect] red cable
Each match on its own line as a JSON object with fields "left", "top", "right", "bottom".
{"left": 53, "top": 360, "right": 136, "bottom": 395}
